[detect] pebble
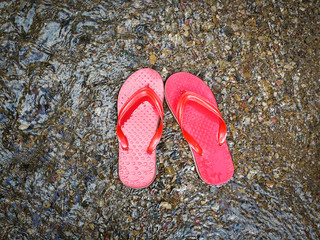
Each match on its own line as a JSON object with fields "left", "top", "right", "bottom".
{"left": 212, "top": 15, "right": 219, "bottom": 25}
{"left": 161, "top": 48, "right": 172, "bottom": 58}
{"left": 266, "top": 181, "right": 274, "bottom": 188}
{"left": 170, "top": 33, "right": 183, "bottom": 45}
{"left": 211, "top": 81, "right": 222, "bottom": 93}
{"left": 149, "top": 54, "right": 157, "bottom": 64}
{"left": 247, "top": 170, "right": 258, "bottom": 180}
{"left": 160, "top": 202, "right": 172, "bottom": 210}
{"left": 43, "top": 200, "right": 51, "bottom": 208}
{"left": 244, "top": 117, "right": 251, "bottom": 125}
{"left": 201, "top": 21, "right": 216, "bottom": 31}
{"left": 165, "top": 166, "right": 175, "bottom": 176}
{"left": 89, "top": 223, "right": 95, "bottom": 230}
{"left": 18, "top": 123, "right": 30, "bottom": 130}
{"left": 243, "top": 71, "right": 251, "bottom": 78}
{"left": 211, "top": 203, "right": 219, "bottom": 211}
{"left": 223, "top": 26, "right": 234, "bottom": 37}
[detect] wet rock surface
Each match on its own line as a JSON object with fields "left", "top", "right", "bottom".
{"left": 0, "top": 0, "right": 319, "bottom": 239}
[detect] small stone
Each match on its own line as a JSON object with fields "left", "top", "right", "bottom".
{"left": 171, "top": 22, "right": 178, "bottom": 32}
{"left": 284, "top": 64, "right": 294, "bottom": 70}
{"left": 266, "top": 180, "right": 274, "bottom": 188}
{"left": 149, "top": 54, "right": 157, "bottom": 64}
{"left": 223, "top": 26, "right": 234, "bottom": 37}
{"left": 225, "top": 45, "right": 231, "bottom": 51}
{"left": 165, "top": 166, "right": 175, "bottom": 176}
{"left": 194, "top": 217, "right": 201, "bottom": 224}
{"left": 89, "top": 223, "right": 95, "bottom": 230}
{"left": 182, "top": 24, "right": 190, "bottom": 32}
{"left": 211, "top": 203, "right": 219, "bottom": 211}
{"left": 183, "top": 30, "right": 189, "bottom": 37}
{"left": 201, "top": 21, "right": 216, "bottom": 31}
{"left": 116, "top": 25, "right": 126, "bottom": 34}
{"left": 243, "top": 71, "right": 251, "bottom": 78}
{"left": 43, "top": 200, "right": 51, "bottom": 208}
{"left": 133, "top": 0, "right": 141, "bottom": 8}
{"left": 133, "top": 230, "right": 139, "bottom": 236}
{"left": 170, "top": 33, "right": 183, "bottom": 44}
{"left": 212, "top": 81, "right": 222, "bottom": 93}
{"left": 212, "top": 15, "right": 219, "bottom": 25}
{"left": 244, "top": 117, "right": 251, "bottom": 125}
{"left": 184, "top": 7, "right": 192, "bottom": 18}
{"left": 221, "top": 88, "right": 227, "bottom": 95}
{"left": 19, "top": 123, "right": 30, "bottom": 130}
{"left": 182, "top": 214, "right": 188, "bottom": 221}
{"left": 94, "top": 107, "right": 101, "bottom": 115}
{"left": 247, "top": 170, "right": 258, "bottom": 180}
{"left": 215, "top": 77, "right": 222, "bottom": 83}
{"left": 27, "top": 228, "right": 36, "bottom": 235}
{"left": 305, "top": 35, "right": 313, "bottom": 44}
{"left": 160, "top": 202, "right": 172, "bottom": 210}
{"left": 161, "top": 48, "right": 172, "bottom": 58}
{"left": 161, "top": 67, "right": 168, "bottom": 77}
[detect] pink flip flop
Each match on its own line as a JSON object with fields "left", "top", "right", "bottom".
{"left": 117, "top": 68, "right": 164, "bottom": 188}
{"left": 165, "top": 72, "right": 234, "bottom": 185}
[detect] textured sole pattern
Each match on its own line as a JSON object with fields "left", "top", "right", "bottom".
{"left": 118, "top": 69, "right": 164, "bottom": 188}
{"left": 165, "top": 72, "right": 234, "bottom": 185}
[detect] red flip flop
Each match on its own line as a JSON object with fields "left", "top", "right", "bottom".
{"left": 117, "top": 68, "right": 164, "bottom": 188}
{"left": 165, "top": 72, "right": 234, "bottom": 185}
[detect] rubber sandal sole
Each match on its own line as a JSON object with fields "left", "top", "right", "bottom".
{"left": 117, "top": 68, "right": 164, "bottom": 188}
{"left": 165, "top": 72, "right": 234, "bottom": 185}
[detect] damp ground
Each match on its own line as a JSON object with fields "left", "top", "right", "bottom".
{"left": 0, "top": 0, "right": 319, "bottom": 239}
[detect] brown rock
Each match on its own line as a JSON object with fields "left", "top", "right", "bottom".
{"left": 149, "top": 54, "right": 157, "bottom": 64}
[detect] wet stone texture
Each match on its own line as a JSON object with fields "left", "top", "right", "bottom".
{"left": 0, "top": 0, "right": 319, "bottom": 239}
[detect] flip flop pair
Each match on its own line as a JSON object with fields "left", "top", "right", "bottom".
{"left": 117, "top": 68, "right": 234, "bottom": 188}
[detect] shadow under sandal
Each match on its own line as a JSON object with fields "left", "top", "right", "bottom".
{"left": 117, "top": 68, "right": 164, "bottom": 188}
{"left": 165, "top": 72, "right": 234, "bottom": 185}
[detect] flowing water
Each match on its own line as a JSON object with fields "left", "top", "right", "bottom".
{"left": 0, "top": 0, "right": 319, "bottom": 239}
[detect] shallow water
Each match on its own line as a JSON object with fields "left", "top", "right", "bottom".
{"left": 0, "top": 0, "right": 319, "bottom": 239}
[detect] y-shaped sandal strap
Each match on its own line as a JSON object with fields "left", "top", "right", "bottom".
{"left": 176, "top": 91, "right": 227, "bottom": 155}
{"left": 117, "top": 86, "right": 164, "bottom": 154}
